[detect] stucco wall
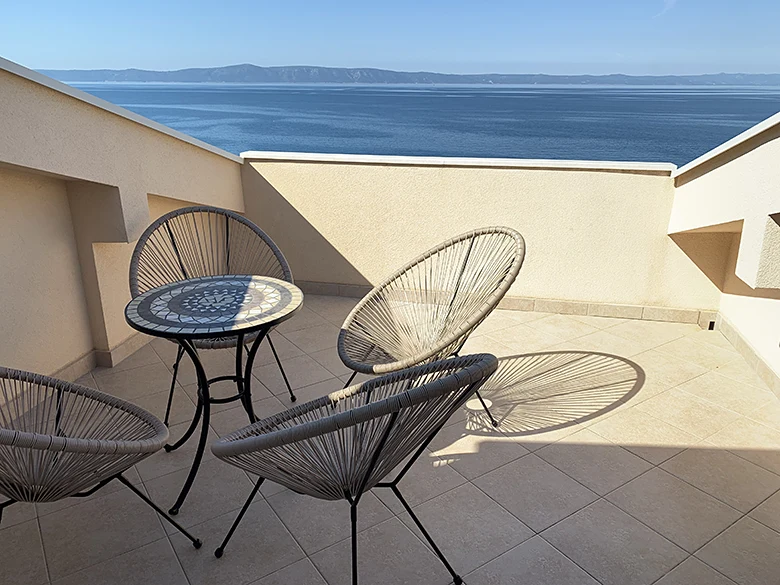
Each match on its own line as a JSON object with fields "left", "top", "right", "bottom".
{"left": 0, "top": 166, "right": 93, "bottom": 373}
{"left": 0, "top": 62, "right": 245, "bottom": 365}
{"left": 243, "top": 156, "right": 721, "bottom": 311}
{"left": 672, "top": 130, "right": 780, "bottom": 380}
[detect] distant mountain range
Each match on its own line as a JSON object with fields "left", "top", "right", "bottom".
{"left": 39, "top": 64, "right": 780, "bottom": 85}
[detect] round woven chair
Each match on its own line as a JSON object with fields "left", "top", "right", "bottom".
{"left": 129, "top": 205, "right": 297, "bottom": 425}
{"left": 338, "top": 227, "right": 525, "bottom": 425}
{"left": 211, "top": 353, "right": 498, "bottom": 585}
{"left": 0, "top": 367, "right": 201, "bottom": 546}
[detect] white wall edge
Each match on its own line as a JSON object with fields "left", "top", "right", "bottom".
{"left": 673, "top": 110, "right": 780, "bottom": 179}
{"left": 0, "top": 56, "right": 243, "bottom": 164}
{"left": 242, "top": 150, "right": 676, "bottom": 173}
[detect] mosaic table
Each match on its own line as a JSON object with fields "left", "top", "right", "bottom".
{"left": 125, "top": 275, "right": 303, "bottom": 514}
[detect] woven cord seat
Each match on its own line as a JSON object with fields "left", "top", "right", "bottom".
{"left": 338, "top": 227, "right": 525, "bottom": 426}
{"left": 211, "top": 353, "right": 498, "bottom": 585}
{"left": 0, "top": 367, "right": 201, "bottom": 547}
{"left": 129, "top": 205, "right": 297, "bottom": 425}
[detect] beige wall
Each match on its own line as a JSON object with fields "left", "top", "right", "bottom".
{"left": 243, "top": 157, "right": 721, "bottom": 311}
{"left": 671, "top": 126, "right": 780, "bottom": 381}
{"left": 0, "top": 166, "right": 93, "bottom": 373}
{"left": 0, "top": 63, "right": 244, "bottom": 368}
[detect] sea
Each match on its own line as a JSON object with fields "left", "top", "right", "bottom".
{"left": 71, "top": 83, "right": 780, "bottom": 165}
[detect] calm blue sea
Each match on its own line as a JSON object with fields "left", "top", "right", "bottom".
{"left": 71, "top": 83, "right": 780, "bottom": 165}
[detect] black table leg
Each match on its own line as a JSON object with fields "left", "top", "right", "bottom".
{"left": 240, "top": 326, "right": 270, "bottom": 423}
{"left": 168, "top": 339, "right": 211, "bottom": 516}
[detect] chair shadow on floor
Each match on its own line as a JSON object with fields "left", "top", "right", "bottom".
{"left": 462, "top": 351, "right": 645, "bottom": 436}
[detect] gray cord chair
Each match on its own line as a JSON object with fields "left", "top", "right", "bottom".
{"left": 129, "top": 205, "right": 297, "bottom": 427}
{"left": 338, "top": 227, "right": 525, "bottom": 426}
{"left": 212, "top": 353, "right": 498, "bottom": 585}
{"left": 0, "top": 367, "right": 201, "bottom": 547}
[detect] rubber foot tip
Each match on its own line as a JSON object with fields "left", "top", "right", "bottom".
{"left": 491, "top": 420, "right": 499, "bottom": 427}
{"left": 290, "top": 395, "right": 297, "bottom": 402}
{"left": 193, "top": 539, "right": 202, "bottom": 549}
{"left": 164, "top": 445, "right": 173, "bottom": 452}
{"left": 169, "top": 508, "right": 179, "bottom": 516}
{"left": 215, "top": 548, "right": 224, "bottom": 558}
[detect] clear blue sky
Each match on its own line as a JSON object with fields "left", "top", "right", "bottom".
{"left": 2, "top": 0, "right": 778, "bottom": 74}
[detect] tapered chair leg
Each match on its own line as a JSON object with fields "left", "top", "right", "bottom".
{"left": 351, "top": 502, "right": 359, "bottom": 585}
{"left": 116, "top": 475, "right": 202, "bottom": 549}
{"left": 342, "top": 370, "right": 357, "bottom": 389}
{"left": 474, "top": 389, "right": 499, "bottom": 427}
{"left": 266, "top": 336, "right": 296, "bottom": 402}
{"left": 389, "top": 485, "right": 463, "bottom": 585}
{"left": 164, "top": 345, "right": 185, "bottom": 427}
{"left": 215, "top": 476, "right": 265, "bottom": 558}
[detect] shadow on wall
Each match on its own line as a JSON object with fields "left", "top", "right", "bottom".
{"left": 671, "top": 229, "right": 780, "bottom": 300}
{"left": 241, "top": 164, "right": 371, "bottom": 287}
{"left": 463, "top": 351, "right": 644, "bottom": 435}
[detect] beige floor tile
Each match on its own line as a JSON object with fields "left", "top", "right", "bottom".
{"left": 74, "top": 372, "right": 98, "bottom": 389}
{"left": 132, "top": 385, "right": 197, "bottom": 427}
{"left": 749, "top": 488, "right": 780, "bottom": 533}
{"left": 655, "top": 557, "right": 737, "bottom": 585}
{"left": 0, "top": 501, "right": 36, "bottom": 529}
{"left": 525, "top": 314, "right": 600, "bottom": 342}
{"left": 267, "top": 489, "right": 393, "bottom": 555}
{"left": 253, "top": 354, "right": 335, "bottom": 394}
{"left": 339, "top": 372, "right": 374, "bottom": 386}
{"left": 277, "top": 377, "right": 343, "bottom": 407}
{"left": 171, "top": 500, "right": 305, "bottom": 585}
{"left": 677, "top": 372, "right": 776, "bottom": 416}
{"left": 635, "top": 388, "right": 741, "bottom": 439}
{"left": 473, "top": 309, "right": 529, "bottom": 335}
{"left": 135, "top": 420, "right": 218, "bottom": 482}
{"left": 311, "top": 517, "right": 453, "bottom": 585}
{"left": 175, "top": 348, "right": 238, "bottom": 386}
{"left": 150, "top": 336, "right": 181, "bottom": 363}
{"left": 537, "top": 429, "right": 652, "bottom": 495}
{"left": 251, "top": 559, "right": 327, "bottom": 585}
{"left": 609, "top": 320, "right": 698, "bottom": 349}
{"left": 714, "top": 359, "right": 771, "bottom": 390}
{"left": 93, "top": 362, "right": 175, "bottom": 400}
{"left": 250, "top": 331, "right": 305, "bottom": 366}
{"left": 589, "top": 408, "right": 700, "bottom": 464}
{"left": 509, "top": 420, "right": 589, "bottom": 452}
{"left": 459, "top": 333, "right": 516, "bottom": 357}
{"left": 209, "top": 396, "right": 287, "bottom": 436}
{"left": 428, "top": 421, "right": 528, "bottom": 480}
{"left": 656, "top": 336, "right": 740, "bottom": 370}
{"left": 552, "top": 329, "right": 656, "bottom": 357}
{"left": 631, "top": 349, "right": 709, "bottom": 390}
{"left": 182, "top": 378, "right": 274, "bottom": 414}
{"left": 51, "top": 538, "right": 188, "bottom": 585}
{"left": 38, "top": 487, "right": 165, "bottom": 580}
{"left": 373, "top": 451, "right": 467, "bottom": 514}
{"left": 92, "top": 343, "right": 161, "bottom": 378}
{"left": 568, "top": 314, "right": 631, "bottom": 329}
{"left": 398, "top": 482, "right": 533, "bottom": 574}
{"left": 275, "top": 306, "right": 329, "bottom": 333}
{"left": 466, "top": 535, "right": 599, "bottom": 585}
{"left": 304, "top": 294, "right": 358, "bottom": 325}
{"left": 473, "top": 453, "right": 598, "bottom": 532}
{"left": 607, "top": 468, "right": 741, "bottom": 552}
{"left": 487, "top": 323, "right": 564, "bottom": 352}
{"left": 542, "top": 499, "right": 686, "bottom": 585}
{"left": 144, "top": 458, "right": 254, "bottom": 531}
{"left": 707, "top": 417, "right": 780, "bottom": 475}
{"left": 686, "top": 329, "right": 739, "bottom": 351}
{"left": 696, "top": 517, "right": 780, "bottom": 585}
{"left": 282, "top": 322, "right": 341, "bottom": 354}
{"left": 661, "top": 447, "right": 780, "bottom": 513}
{"left": 308, "top": 346, "right": 353, "bottom": 377}
{"left": 0, "top": 518, "right": 48, "bottom": 585}
{"left": 748, "top": 399, "right": 780, "bottom": 431}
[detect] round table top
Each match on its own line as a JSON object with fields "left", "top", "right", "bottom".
{"left": 125, "top": 275, "right": 303, "bottom": 339}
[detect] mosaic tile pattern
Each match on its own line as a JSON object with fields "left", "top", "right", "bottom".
{"left": 126, "top": 275, "right": 302, "bottom": 337}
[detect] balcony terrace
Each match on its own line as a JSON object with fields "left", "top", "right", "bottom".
{"left": 1, "top": 56, "right": 779, "bottom": 585}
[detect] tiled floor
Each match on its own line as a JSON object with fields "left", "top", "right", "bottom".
{"left": 4, "top": 295, "right": 780, "bottom": 585}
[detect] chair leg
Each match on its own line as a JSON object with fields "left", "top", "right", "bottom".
{"left": 342, "top": 370, "right": 357, "bottom": 389}
{"left": 164, "top": 345, "right": 185, "bottom": 427}
{"left": 116, "top": 475, "right": 202, "bottom": 549}
{"left": 351, "top": 502, "right": 359, "bottom": 585}
{"left": 475, "top": 389, "right": 499, "bottom": 427}
{"left": 215, "top": 476, "right": 265, "bottom": 558}
{"left": 389, "top": 484, "right": 463, "bottom": 585}
{"left": 266, "top": 336, "right": 296, "bottom": 402}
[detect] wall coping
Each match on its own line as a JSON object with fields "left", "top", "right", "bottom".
{"left": 242, "top": 150, "right": 677, "bottom": 174}
{"left": 0, "top": 56, "right": 243, "bottom": 164}
{"left": 673, "top": 110, "right": 780, "bottom": 180}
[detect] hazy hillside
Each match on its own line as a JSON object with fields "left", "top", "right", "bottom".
{"left": 39, "top": 64, "right": 780, "bottom": 85}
